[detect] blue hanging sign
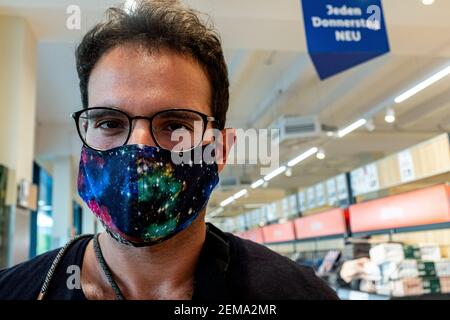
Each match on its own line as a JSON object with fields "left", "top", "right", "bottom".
{"left": 301, "top": 0, "right": 390, "bottom": 80}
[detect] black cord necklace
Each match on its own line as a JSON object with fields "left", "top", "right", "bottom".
{"left": 93, "top": 233, "right": 196, "bottom": 300}
{"left": 93, "top": 233, "right": 125, "bottom": 300}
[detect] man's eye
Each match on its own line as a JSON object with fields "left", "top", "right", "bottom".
{"left": 96, "top": 120, "right": 125, "bottom": 129}
{"left": 164, "top": 122, "right": 193, "bottom": 131}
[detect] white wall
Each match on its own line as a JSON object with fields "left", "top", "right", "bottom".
{"left": 0, "top": 16, "right": 37, "bottom": 266}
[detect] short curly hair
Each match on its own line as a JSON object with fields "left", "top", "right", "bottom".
{"left": 75, "top": 0, "right": 229, "bottom": 129}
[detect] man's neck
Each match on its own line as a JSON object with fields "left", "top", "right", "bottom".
{"left": 86, "top": 217, "right": 207, "bottom": 300}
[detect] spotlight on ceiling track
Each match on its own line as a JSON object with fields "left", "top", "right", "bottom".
{"left": 285, "top": 168, "right": 293, "bottom": 177}
{"left": 316, "top": 149, "right": 326, "bottom": 160}
{"left": 385, "top": 108, "right": 396, "bottom": 123}
{"left": 365, "top": 119, "right": 376, "bottom": 132}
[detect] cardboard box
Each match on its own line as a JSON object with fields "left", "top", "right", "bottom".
{"left": 418, "top": 244, "right": 441, "bottom": 261}
{"left": 391, "top": 278, "right": 423, "bottom": 297}
{"left": 381, "top": 260, "right": 418, "bottom": 281}
{"left": 370, "top": 243, "right": 405, "bottom": 265}
{"left": 435, "top": 260, "right": 450, "bottom": 277}
{"left": 375, "top": 281, "right": 391, "bottom": 296}
{"left": 439, "top": 277, "right": 450, "bottom": 294}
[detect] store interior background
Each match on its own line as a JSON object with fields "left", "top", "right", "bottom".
{"left": 1, "top": 0, "right": 450, "bottom": 299}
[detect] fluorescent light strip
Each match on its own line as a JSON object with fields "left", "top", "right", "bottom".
{"left": 264, "top": 166, "right": 287, "bottom": 181}
{"left": 210, "top": 207, "right": 224, "bottom": 217}
{"left": 251, "top": 179, "right": 265, "bottom": 189}
{"left": 337, "top": 119, "right": 367, "bottom": 138}
{"left": 395, "top": 65, "right": 450, "bottom": 104}
{"left": 220, "top": 189, "right": 248, "bottom": 207}
{"left": 220, "top": 197, "right": 234, "bottom": 207}
{"left": 287, "top": 147, "right": 318, "bottom": 167}
{"left": 233, "top": 189, "right": 248, "bottom": 200}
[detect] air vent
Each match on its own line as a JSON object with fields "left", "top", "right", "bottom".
{"left": 270, "top": 116, "right": 321, "bottom": 144}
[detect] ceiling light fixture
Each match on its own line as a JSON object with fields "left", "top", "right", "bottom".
{"left": 384, "top": 108, "right": 396, "bottom": 123}
{"left": 287, "top": 147, "right": 318, "bottom": 167}
{"left": 285, "top": 168, "right": 293, "bottom": 177}
{"left": 220, "top": 197, "right": 234, "bottom": 207}
{"left": 251, "top": 179, "right": 265, "bottom": 189}
{"left": 264, "top": 166, "right": 287, "bottom": 181}
{"left": 337, "top": 119, "right": 367, "bottom": 138}
{"left": 422, "top": 0, "right": 435, "bottom": 5}
{"left": 395, "top": 65, "right": 450, "bottom": 104}
{"left": 233, "top": 189, "right": 248, "bottom": 200}
{"left": 210, "top": 207, "right": 224, "bottom": 217}
{"left": 316, "top": 149, "right": 326, "bottom": 160}
{"left": 365, "top": 119, "right": 376, "bottom": 132}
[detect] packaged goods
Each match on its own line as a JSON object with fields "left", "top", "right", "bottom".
{"left": 370, "top": 243, "right": 405, "bottom": 265}
{"left": 391, "top": 278, "right": 423, "bottom": 297}
{"left": 418, "top": 244, "right": 441, "bottom": 261}
{"left": 343, "top": 243, "right": 371, "bottom": 260}
{"left": 439, "top": 277, "right": 450, "bottom": 293}
{"left": 434, "top": 260, "right": 450, "bottom": 277}
{"left": 422, "top": 277, "right": 441, "bottom": 294}
{"left": 381, "top": 260, "right": 418, "bottom": 281}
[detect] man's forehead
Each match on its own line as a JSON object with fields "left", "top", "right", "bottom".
{"left": 87, "top": 45, "right": 212, "bottom": 116}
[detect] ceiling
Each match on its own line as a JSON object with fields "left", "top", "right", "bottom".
{"left": 1, "top": 0, "right": 450, "bottom": 218}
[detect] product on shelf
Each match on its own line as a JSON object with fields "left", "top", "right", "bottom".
{"left": 359, "top": 279, "right": 377, "bottom": 294}
{"left": 419, "top": 244, "right": 442, "bottom": 261}
{"left": 422, "top": 277, "right": 441, "bottom": 294}
{"left": 404, "top": 245, "right": 421, "bottom": 260}
{"left": 375, "top": 281, "right": 391, "bottom": 296}
{"left": 351, "top": 241, "right": 450, "bottom": 298}
{"left": 435, "top": 260, "right": 450, "bottom": 277}
{"left": 370, "top": 243, "right": 405, "bottom": 265}
{"left": 317, "top": 250, "right": 341, "bottom": 276}
{"left": 439, "top": 277, "right": 450, "bottom": 293}
{"left": 417, "top": 261, "right": 437, "bottom": 277}
{"left": 362, "top": 261, "right": 382, "bottom": 281}
{"left": 342, "top": 242, "right": 371, "bottom": 260}
{"left": 391, "top": 278, "right": 423, "bottom": 297}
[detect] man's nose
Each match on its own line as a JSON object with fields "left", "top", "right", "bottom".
{"left": 127, "top": 119, "right": 157, "bottom": 146}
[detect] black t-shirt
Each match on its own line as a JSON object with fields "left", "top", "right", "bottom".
{"left": 0, "top": 224, "right": 338, "bottom": 300}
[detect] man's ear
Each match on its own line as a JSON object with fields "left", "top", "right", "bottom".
{"left": 215, "top": 128, "right": 236, "bottom": 173}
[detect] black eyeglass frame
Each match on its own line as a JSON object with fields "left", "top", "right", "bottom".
{"left": 71, "top": 107, "right": 218, "bottom": 152}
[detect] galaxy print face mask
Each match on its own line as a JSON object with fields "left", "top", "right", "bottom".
{"left": 77, "top": 144, "right": 219, "bottom": 246}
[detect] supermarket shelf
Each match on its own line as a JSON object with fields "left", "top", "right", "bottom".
{"left": 262, "top": 234, "right": 347, "bottom": 246}
{"left": 351, "top": 222, "right": 450, "bottom": 239}
{"left": 336, "top": 288, "right": 390, "bottom": 300}
{"left": 336, "top": 288, "right": 450, "bottom": 300}
{"left": 261, "top": 220, "right": 450, "bottom": 244}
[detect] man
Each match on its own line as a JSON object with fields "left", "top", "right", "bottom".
{"left": 0, "top": 0, "right": 338, "bottom": 300}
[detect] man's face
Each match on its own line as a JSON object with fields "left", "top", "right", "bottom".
{"left": 87, "top": 45, "right": 212, "bottom": 148}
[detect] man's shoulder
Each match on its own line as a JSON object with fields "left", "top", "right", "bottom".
{"left": 226, "top": 233, "right": 339, "bottom": 300}
{"left": 0, "top": 248, "right": 60, "bottom": 300}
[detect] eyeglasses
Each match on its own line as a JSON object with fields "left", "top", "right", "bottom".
{"left": 71, "top": 107, "right": 217, "bottom": 152}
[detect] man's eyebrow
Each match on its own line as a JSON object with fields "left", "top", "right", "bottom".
{"left": 83, "top": 108, "right": 126, "bottom": 118}
{"left": 156, "top": 110, "right": 204, "bottom": 120}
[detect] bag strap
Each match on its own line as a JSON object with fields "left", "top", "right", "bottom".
{"left": 37, "top": 234, "right": 94, "bottom": 300}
